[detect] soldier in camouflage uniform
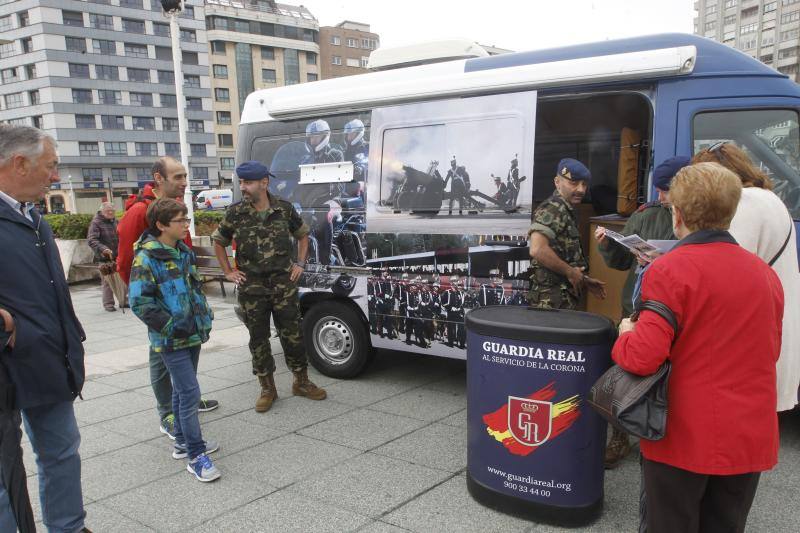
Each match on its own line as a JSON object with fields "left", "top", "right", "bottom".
{"left": 528, "top": 158, "right": 606, "bottom": 309}
{"left": 212, "top": 161, "right": 326, "bottom": 413}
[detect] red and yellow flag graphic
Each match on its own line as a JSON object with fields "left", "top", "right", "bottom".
{"left": 482, "top": 382, "right": 581, "bottom": 456}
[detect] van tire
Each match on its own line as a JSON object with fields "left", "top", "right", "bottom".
{"left": 303, "top": 301, "right": 371, "bottom": 378}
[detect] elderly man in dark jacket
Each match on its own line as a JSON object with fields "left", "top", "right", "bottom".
{"left": 87, "top": 201, "right": 120, "bottom": 311}
{"left": 0, "top": 124, "right": 88, "bottom": 532}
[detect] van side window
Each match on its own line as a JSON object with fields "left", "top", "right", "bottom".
{"left": 693, "top": 109, "right": 800, "bottom": 217}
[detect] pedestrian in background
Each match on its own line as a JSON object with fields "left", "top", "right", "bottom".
{"left": 129, "top": 198, "right": 220, "bottom": 482}
{"left": 613, "top": 163, "right": 783, "bottom": 533}
{"left": 87, "top": 201, "right": 120, "bottom": 312}
{"left": 0, "top": 124, "right": 90, "bottom": 531}
{"left": 692, "top": 142, "right": 800, "bottom": 412}
{"left": 593, "top": 156, "right": 688, "bottom": 469}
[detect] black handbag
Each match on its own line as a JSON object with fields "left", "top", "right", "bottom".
{"left": 587, "top": 300, "right": 678, "bottom": 441}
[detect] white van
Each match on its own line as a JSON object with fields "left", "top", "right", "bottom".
{"left": 195, "top": 189, "right": 233, "bottom": 210}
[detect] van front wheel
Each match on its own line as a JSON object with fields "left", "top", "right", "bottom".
{"left": 303, "top": 301, "right": 371, "bottom": 378}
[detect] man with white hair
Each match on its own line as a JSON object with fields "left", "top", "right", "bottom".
{"left": 87, "top": 201, "right": 119, "bottom": 311}
{"left": 0, "top": 124, "right": 89, "bottom": 532}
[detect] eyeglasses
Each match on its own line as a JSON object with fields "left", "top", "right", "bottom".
{"left": 169, "top": 217, "right": 191, "bottom": 225}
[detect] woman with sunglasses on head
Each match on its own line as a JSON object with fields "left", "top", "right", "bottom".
{"left": 692, "top": 142, "right": 800, "bottom": 413}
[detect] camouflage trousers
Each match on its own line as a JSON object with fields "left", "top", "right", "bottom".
{"left": 527, "top": 284, "right": 578, "bottom": 310}
{"left": 238, "top": 281, "right": 307, "bottom": 375}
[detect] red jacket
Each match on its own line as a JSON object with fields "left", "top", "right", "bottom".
{"left": 116, "top": 184, "right": 192, "bottom": 285}
{"left": 612, "top": 230, "right": 784, "bottom": 475}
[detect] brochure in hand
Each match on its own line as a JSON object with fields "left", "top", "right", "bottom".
{"left": 602, "top": 228, "right": 677, "bottom": 263}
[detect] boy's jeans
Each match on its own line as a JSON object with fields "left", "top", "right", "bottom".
{"left": 0, "top": 401, "right": 85, "bottom": 533}
{"left": 151, "top": 346, "right": 199, "bottom": 421}
{"left": 160, "top": 346, "right": 206, "bottom": 459}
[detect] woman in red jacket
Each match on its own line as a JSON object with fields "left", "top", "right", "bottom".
{"left": 612, "top": 162, "right": 784, "bottom": 533}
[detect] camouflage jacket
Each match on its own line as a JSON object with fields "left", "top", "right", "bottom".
{"left": 211, "top": 193, "right": 310, "bottom": 283}
{"left": 528, "top": 191, "right": 588, "bottom": 290}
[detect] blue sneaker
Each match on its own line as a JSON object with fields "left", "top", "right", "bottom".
{"left": 159, "top": 414, "right": 176, "bottom": 440}
{"left": 187, "top": 453, "right": 221, "bottom": 482}
{"left": 172, "top": 439, "right": 220, "bottom": 460}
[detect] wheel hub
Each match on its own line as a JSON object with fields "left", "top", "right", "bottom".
{"left": 314, "top": 317, "right": 353, "bottom": 364}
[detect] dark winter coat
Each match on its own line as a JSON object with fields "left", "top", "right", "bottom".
{"left": 0, "top": 200, "right": 86, "bottom": 409}
{"left": 87, "top": 211, "right": 119, "bottom": 262}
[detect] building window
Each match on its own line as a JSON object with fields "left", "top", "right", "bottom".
{"left": 182, "top": 51, "right": 198, "bottom": 65}
{"left": 186, "top": 97, "right": 202, "bottom": 110}
{"left": 72, "top": 89, "right": 93, "bottom": 104}
{"left": 0, "top": 67, "right": 17, "bottom": 83}
{"left": 66, "top": 37, "right": 86, "bottom": 53}
{"left": 89, "top": 14, "right": 114, "bottom": 31}
{"left": 132, "top": 116, "right": 155, "bottom": 130}
{"left": 262, "top": 68, "right": 277, "bottom": 83}
{"left": 220, "top": 157, "right": 235, "bottom": 170}
{"left": 75, "top": 114, "right": 97, "bottom": 128}
{"left": 763, "top": 35, "right": 775, "bottom": 47}
{"left": 303, "top": 28, "right": 317, "bottom": 43}
{"left": 0, "top": 42, "right": 13, "bottom": 59}
{"left": 120, "top": 0, "right": 143, "bottom": 8}
{"left": 136, "top": 167, "right": 150, "bottom": 181}
{"left": 306, "top": 52, "right": 317, "bottom": 65}
{"left": 705, "top": 21, "right": 716, "bottom": 31}
{"left": 332, "top": 55, "right": 342, "bottom": 66}
{"left": 162, "top": 117, "right": 179, "bottom": 131}
{"left": 135, "top": 142, "right": 157, "bottom": 156}
{"left": 211, "top": 41, "right": 226, "bottom": 55}
{"left": 69, "top": 63, "right": 90, "bottom": 78}
{"left": 361, "top": 39, "right": 371, "bottom": 49}
{"left": 216, "top": 111, "right": 231, "bottom": 125}
{"left": 782, "top": 28, "right": 800, "bottom": 41}
{"left": 180, "top": 29, "right": 196, "bottom": 43}
{"left": 782, "top": 11, "right": 800, "bottom": 24}
{"left": 92, "top": 39, "right": 116, "bottom": 56}
{"left": 218, "top": 134, "right": 233, "bottom": 147}
{"left": 235, "top": 42, "right": 254, "bottom": 110}
{"left": 0, "top": 15, "right": 10, "bottom": 32}
{"left": 17, "top": 11, "right": 28, "bottom": 28}
{"left": 261, "top": 46, "right": 274, "bottom": 60}
{"left": 125, "top": 43, "right": 148, "bottom": 58}
{"left": 779, "top": 47, "right": 798, "bottom": 59}
{"left": 153, "top": 22, "right": 170, "bottom": 37}
{"left": 165, "top": 143, "right": 181, "bottom": 156}
{"left": 331, "top": 35, "right": 341, "bottom": 45}
{"left": 99, "top": 90, "right": 121, "bottom": 105}
{"left": 765, "top": 2, "right": 778, "bottom": 13}
{"left": 101, "top": 115, "right": 124, "bottom": 129}
{"left": 213, "top": 64, "right": 228, "bottom": 78}
{"left": 346, "top": 58, "right": 360, "bottom": 67}
{"left": 190, "top": 144, "right": 206, "bottom": 157}
{"left": 105, "top": 142, "right": 127, "bottom": 156}
{"left": 188, "top": 120, "right": 205, "bottom": 133}
{"left": 180, "top": 6, "right": 195, "bottom": 19}
{"left": 28, "top": 90, "right": 39, "bottom": 105}
{"left": 284, "top": 49, "right": 300, "bottom": 85}
{"left": 741, "top": 6, "right": 758, "bottom": 18}
{"left": 158, "top": 70, "right": 175, "bottom": 84}
{"left": 79, "top": 142, "right": 100, "bottom": 156}
{"left": 155, "top": 46, "right": 172, "bottom": 61}
{"left": 347, "top": 38, "right": 358, "bottom": 48}
{"left": 122, "top": 18, "right": 145, "bottom": 34}
{"left": 783, "top": 0, "right": 800, "bottom": 6}
{"left": 127, "top": 68, "right": 151, "bottom": 83}
{"left": 111, "top": 168, "right": 128, "bottom": 181}
{"left": 184, "top": 75, "right": 201, "bottom": 88}
{"left": 96, "top": 65, "right": 120, "bottom": 81}
{"left": 740, "top": 23, "right": 758, "bottom": 34}
{"left": 21, "top": 37, "right": 32, "bottom": 54}
{"left": 741, "top": 38, "right": 757, "bottom": 49}
{"left": 24, "top": 64, "right": 36, "bottom": 79}
{"left": 129, "top": 92, "right": 153, "bottom": 106}
{"left": 706, "top": 4, "right": 717, "bottom": 15}
{"left": 360, "top": 56, "right": 369, "bottom": 68}
{"left": 62, "top": 11, "right": 84, "bottom": 27}
{"left": 3, "top": 93, "right": 23, "bottom": 109}
{"left": 82, "top": 168, "right": 103, "bottom": 182}
{"left": 215, "top": 88, "right": 230, "bottom": 102}
{"left": 31, "top": 116, "right": 42, "bottom": 129}
{"left": 725, "top": 0, "right": 738, "bottom": 7}
{"left": 191, "top": 167, "right": 209, "bottom": 180}
{"left": 160, "top": 94, "right": 176, "bottom": 107}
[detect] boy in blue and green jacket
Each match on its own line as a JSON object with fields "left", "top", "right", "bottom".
{"left": 129, "top": 198, "right": 221, "bottom": 482}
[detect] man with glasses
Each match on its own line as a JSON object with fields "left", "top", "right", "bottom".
{"left": 117, "top": 157, "right": 218, "bottom": 441}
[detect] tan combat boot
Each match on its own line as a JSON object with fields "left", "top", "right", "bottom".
{"left": 292, "top": 368, "right": 327, "bottom": 400}
{"left": 255, "top": 373, "right": 277, "bottom": 413}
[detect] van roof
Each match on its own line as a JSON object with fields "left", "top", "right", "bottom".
{"left": 240, "top": 33, "right": 783, "bottom": 124}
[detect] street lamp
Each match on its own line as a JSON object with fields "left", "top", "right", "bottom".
{"left": 162, "top": 0, "right": 196, "bottom": 237}
{"left": 66, "top": 174, "right": 76, "bottom": 213}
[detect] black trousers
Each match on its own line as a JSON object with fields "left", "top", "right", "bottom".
{"left": 642, "top": 458, "right": 761, "bottom": 533}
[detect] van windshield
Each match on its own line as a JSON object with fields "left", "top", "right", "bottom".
{"left": 693, "top": 109, "right": 800, "bottom": 218}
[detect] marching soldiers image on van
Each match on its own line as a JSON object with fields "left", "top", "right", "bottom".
{"left": 212, "top": 161, "right": 327, "bottom": 413}
{"left": 528, "top": 158, "right": 606, "bottom": 309}
{"left": 444, "top": 156, "right": 472, "bottom": 215}
{"left": 479, "top": 269, "right": 507, "bottom": 306}
{"left": 376, "top": 269, "right": 396, "bottom": 339}
{"left": 442, "top": 275, "right": 467, "bottom": 349}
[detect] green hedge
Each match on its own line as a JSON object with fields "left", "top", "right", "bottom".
{"left": 44, "top": 210, "right": 223, "bottom": 240}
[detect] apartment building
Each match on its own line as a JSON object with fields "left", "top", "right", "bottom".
{"left": 0, "top": 0, "right": 218, "bottom": 213}
{"left": 319, "top": 21, "right": 379, "bottom": 79}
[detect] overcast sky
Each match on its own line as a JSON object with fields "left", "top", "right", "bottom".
{"left": 296, "top": 0, "right": 697, "bottom": 52}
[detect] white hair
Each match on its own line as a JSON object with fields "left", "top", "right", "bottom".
{"left": 0, "top": 124, "right": 56, "bottom": 166}
{"left": 100, "top": 202, "right": 114, "bottom": 210}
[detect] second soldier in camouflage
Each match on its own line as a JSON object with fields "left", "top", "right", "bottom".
{"left": 528, "top": 158, "right": 606, "bottom": 309}
{"left": 212, "top": 161, "right": 327, "bottom": 413}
